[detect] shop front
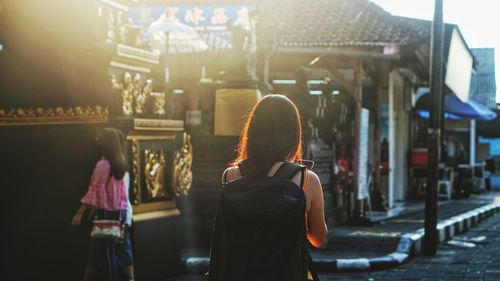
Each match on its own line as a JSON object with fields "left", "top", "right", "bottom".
{"left": 409, "top": 28, "right": 496, "bottom": 201}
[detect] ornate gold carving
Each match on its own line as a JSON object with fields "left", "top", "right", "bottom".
{"left": 111, "top": 72, "right": 156, "bottom": 116}
{"left": 136, "top": 78, "right": 152, "bottom": 115}
{"left": 131, "top": 139, "right": 140, "bottom": 204}
{"left": 133, "top": 118, "right": 184, "bottom": 131}
{"left": 131, "top": 73, "right": 143, "bottom": 114}
{"left": 144, "top": 149, "right": 167, "bottom": 199}
{"left": 112, "top": 72, "right": 134, "bottom": 116}
{"left": 98, "top": 1, "right": 145, "bottom": 47}
{"left": 171, "top": 133, "right": 193, "bottom": 197}
{"left": 101, "top": 4, "right": 130, "bottom": 45}
{"left": 0, "top": 106, "right": 108, "bottom": 126}
{"left": 151, "top": 92, "right": 165, "bottom": 116}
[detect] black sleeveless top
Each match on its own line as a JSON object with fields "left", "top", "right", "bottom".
{"left": 208, "top": 162, "right": 313, "bottom": 281}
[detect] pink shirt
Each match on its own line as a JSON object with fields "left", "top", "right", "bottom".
{"left": 80, "top": 159, "right": 129, "bottom": 211}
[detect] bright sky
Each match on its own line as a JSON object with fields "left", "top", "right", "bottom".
{"left": 371, "top": 0, "right": 500, "bottom": 103}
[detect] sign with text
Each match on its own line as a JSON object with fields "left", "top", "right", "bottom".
{"left": 129, "top": 5, "right": 254, "bottom": 31}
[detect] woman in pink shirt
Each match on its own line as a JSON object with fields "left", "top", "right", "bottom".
{"left": 71, "top": 128, "right": 133, "bottom": 281}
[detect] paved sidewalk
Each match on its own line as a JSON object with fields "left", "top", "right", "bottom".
{"left": 317, "top": 209, "right": 500, "bottom": 280}
{"left": 312, "top": 193, "right": 496, "bottom": 260}
{"left": 166, "top": 192, "right": 500, "bottom": 280}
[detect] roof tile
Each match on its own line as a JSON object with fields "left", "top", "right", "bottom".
{"left": 258, "top": 0, "right": 428, "bottom": 47}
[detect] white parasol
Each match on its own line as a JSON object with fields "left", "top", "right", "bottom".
{"left": 146, "top": 15, "right": 208, "bottom": 54}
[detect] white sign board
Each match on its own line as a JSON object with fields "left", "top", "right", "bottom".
{"left": 357, "top": 108, "right": 370, "bottom": 200}
{"left": 445, "top": 28, "right": 473, "bottom": 102}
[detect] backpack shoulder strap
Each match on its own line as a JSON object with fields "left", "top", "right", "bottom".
{"left": 273, "top": 162, "right": 306, "bottom": 182}
{"left": 222, "top": 168, "right": 230, "bottom": 185}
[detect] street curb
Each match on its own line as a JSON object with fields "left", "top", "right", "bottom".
{"left": 184, "top": 203, "right": 500, "bottom": 273}
{"left": 313, "top": 202, "right": 500, "bottom": 272}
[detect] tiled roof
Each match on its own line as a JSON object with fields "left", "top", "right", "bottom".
{"left": 258, "top": 0, "right": 429, "bottom": 48}
{"left": 470, "top": 48, "right": 497, "bottom": 109}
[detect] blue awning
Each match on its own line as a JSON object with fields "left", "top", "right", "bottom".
{"left": 414, "top": 89, "right": 497, "bottom": 121}
{"left": 415, "top": 110, "right": 462, "bottom": 120}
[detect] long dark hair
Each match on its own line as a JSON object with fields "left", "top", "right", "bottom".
{"left": 96, "top": 128, "right": 128, "bottom": 179}
{"left": 233, "top": 94, "right": 303, "bottom": 177}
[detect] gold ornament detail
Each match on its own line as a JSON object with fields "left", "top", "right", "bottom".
{"left": 144, "top": 149, "right": 167, "bottom": 199}
{"left": 151, "top": 92, "right": 166, "bottom": 116}
{"left": 171, "top": 133, "right": 193, "bottom": 197}
{"left": 111, "top": 72, "right": 156, "bottom": 116}
{"left": 131, "top": 139, "right": 140, "bottom": 204}
{"left": 0, "top": 106, "right": 108, "bottom": 126}
{"left": 136, "top": 78, "right": 152, "bottom": 115}
{"left": 112, "top": 72, "right": 134, "bottom": 116}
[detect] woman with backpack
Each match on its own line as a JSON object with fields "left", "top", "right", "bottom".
{"left": 209, "top": 94, "right": 327, "bottom": 281}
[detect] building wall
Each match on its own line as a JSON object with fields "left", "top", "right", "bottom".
{"left": 0, "top": 3, "right": 115, "bottom": 278}
{"left": 0, "top": 124, "right": 105, "bottom": 280}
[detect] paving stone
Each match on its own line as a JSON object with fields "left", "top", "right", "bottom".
{"left": 383, "top": 277, "right": 406, "bottom": 281}
{"left": 442, "top": 278, "right": 464, "bottom": 281}
{"left": 166, "top": 193, "right": 500, "bottom": 281}
{"left": 423, "top": 271, "right": 445, "bottom": 277}
{"left": 402, "top": 272, "right": 425, "bottom": 279}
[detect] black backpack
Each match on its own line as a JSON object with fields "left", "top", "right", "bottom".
{"left": 208, "top": 162, "right": 318, "bottom": 281}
